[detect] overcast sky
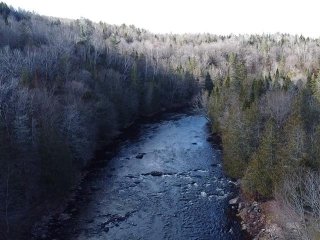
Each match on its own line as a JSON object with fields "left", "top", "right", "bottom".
{"left": 4, "top": 0, "right": 320, "bottom": 37}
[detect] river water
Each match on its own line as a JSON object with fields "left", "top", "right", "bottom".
{"left": 39, "top": 111, "right": 246, "bottom": 240}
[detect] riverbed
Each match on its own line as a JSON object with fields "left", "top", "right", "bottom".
{"left": 37, "top": 111, "right": 246, "bottom": 240}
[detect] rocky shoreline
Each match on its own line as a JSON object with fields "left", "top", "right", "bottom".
{"left": 229, "top": 193, "right": 285, "bottom": 239}
{"left": 208, "top": 131, "right": 285, "bottom": 240}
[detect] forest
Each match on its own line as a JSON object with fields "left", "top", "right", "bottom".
{"left": 0, "top": 3, "right": 199, "bottom": 238}
{"left": 1, "top": 2, "right": 320, "bottom": 239}
{"left": 207, "top": 38, "right": 320, "bottom": 239}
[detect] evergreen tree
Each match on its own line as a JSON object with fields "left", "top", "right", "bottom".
{"left": 278, "top": 108, "right": 306, "bottom": 176}
{"left": 224, "top": 75, "right": 231, "bottom": 88}
{"left": 228, "top": 53, "right": 246, "bottom": 93}
{"left": 221, "top": 103, "right": 253, "bottom": 178}
{"left": 204, "top": 72, "right": 214, "bottom": 95}
{"left": 283, "top": 75, "right": 292, "bottom": 91}
{"left": 0, "top": 2, "right": 10, "bottom": 24}
{"left": 311, "top": 71, "right": 320, "bottom": 101}
{"left": 308, "top": 124, "right": 320, "bottom": 170}
{"left": 243, "top": 118, "right": 279, "bottom": 199}
{"left": 275, "top": 68, "right": 280, "bottom": 80}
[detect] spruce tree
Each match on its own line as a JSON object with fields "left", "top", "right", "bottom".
{"left": 278, "top": 109, "right": 306, "bottom": 176}
{"left": 243, "top": 118, "right": 279, "bottom": 199}
{"left": 204, "top": 72, "right": 214, "bottom": 95}
{"left": 308, "top": 124, "right": 320, "bottom": 170}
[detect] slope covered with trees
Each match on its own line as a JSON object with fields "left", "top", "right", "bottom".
{"left": 0, "top": 3, "right": 199, "bottom": 238}
{"left": 207, "top": 35, "right": 320, "bottom": 238}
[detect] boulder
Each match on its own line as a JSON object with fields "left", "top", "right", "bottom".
{"left": 150, "top": 171, "right": 163, "bottom": 176}
{"left": 229, "top": 197, "right": 240, "bottom": 205}
{"left": 136, "top": 153, "right": 146, "bottom": 159}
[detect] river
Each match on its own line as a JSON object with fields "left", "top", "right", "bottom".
{"left": 38, "top": 111, "right": 247, "bottom": 240}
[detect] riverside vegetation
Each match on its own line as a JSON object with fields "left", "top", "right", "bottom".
{"left": 207, "top": 34, "right": 320, "bottom": 239}
{"left": 1, "top": 2, "right": 320, "bottom": 239}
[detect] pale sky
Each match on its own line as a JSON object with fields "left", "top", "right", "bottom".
{"left": 4, "top": 0, "right": 320, "bottom": 37}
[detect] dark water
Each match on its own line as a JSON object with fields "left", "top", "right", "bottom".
{"left": 38, "top": 112, "right": 246, "bottom": 240}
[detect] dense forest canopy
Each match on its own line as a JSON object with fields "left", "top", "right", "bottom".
{"left": 1, "top": 2, "right": 320, "bottom": 239}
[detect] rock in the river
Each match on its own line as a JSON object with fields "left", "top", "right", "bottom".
{"left": 142, "top": 171, "right": 164, "bottom": 177}
{"left": 229, "top": 197, "right": 239, "bottom": 205}
{"left": 90, "top": 186, "right": 101, "bottom": 191}
{"left": 206, "top": 136, "right": 213, "bottom": 142}
{"left": 136, "top": 153, "right": 146, "bottom": 159}
{"left": 150, "top": 171, "right": 163, "bottom": 176}
{"left": 85, "top": 219, "right": 94, "bottom": 224}
{"left": 59, "top": 213, "right": 71, "bottom": 221}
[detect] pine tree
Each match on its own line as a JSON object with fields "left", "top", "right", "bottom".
{"left": 308, "top": 124, "right": 320, "bottom": 170}
{"left": 243, "top": 118, "right": 279, "bottom": 199}
{"left": 130, "top": 61, "right": 139, "bottom": 87}
{"left": 228, "top": 53, "right": 246, "bottom": 93}
{"left": 204, "top": 72, "right": 214, "bottom": 95}
{"left": 221, "top": 103, "right": 253, "bottom": 178}
{"left": 224, "top": 75, "right": 231, "bottom": 88}
{"left": 278, "top": 109, "right": 306, "bottom": 176}
{"left": 275, "top": 68, "right": 280, "bottom": 80}
{"left": 311, "top": 71, "right": 320, "bottom": 101}
{"left": 208, "top": 85, "right": 223, "bottom": 133}
{"left": 0, "top": 2, "right": 10, "bottom": 25}
{"left": 283, "top": 75, "right": 292, "bottom": 91}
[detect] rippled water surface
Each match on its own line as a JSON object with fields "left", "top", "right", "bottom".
{"left": 40, "top": 112, "right": 246, "bottom": 240}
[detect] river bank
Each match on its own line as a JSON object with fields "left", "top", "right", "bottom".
{"left": 207, "top": 132, "right": 284, "bottom": 240}
{"left": 229, "top": 194, "right": 285, "bottom": 240}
